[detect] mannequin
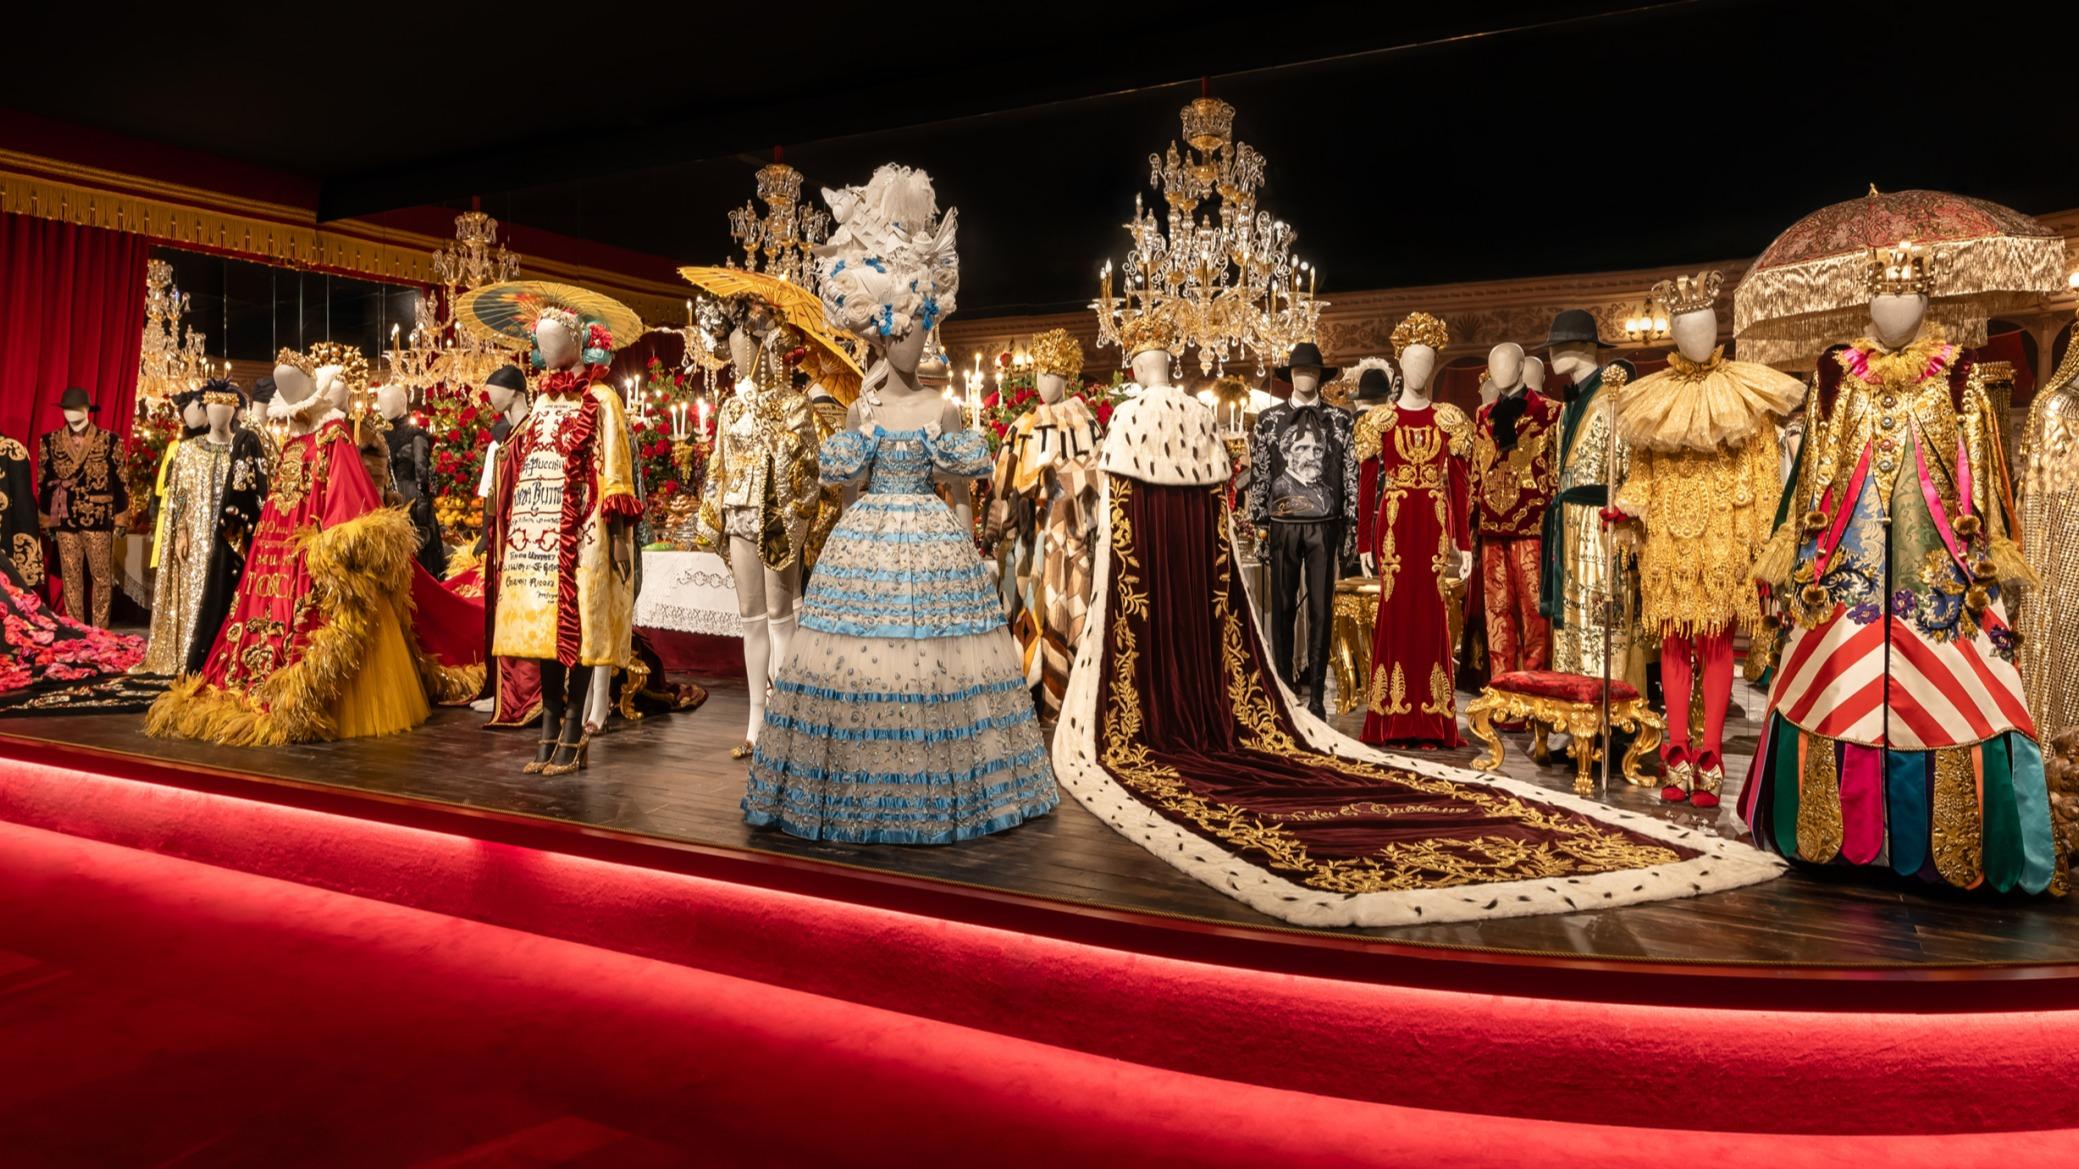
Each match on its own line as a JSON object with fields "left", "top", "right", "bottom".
{"left": 1743, "top": 243, "right": 2053, "bottom": 892}
{"left": 1606, "top": 271, "right": 1798, "bottom": 805}
{"left": 493, "top": 310, "right": 640, "bottom": 775}
{"left": 801, "top": 368, "right": 852, "bottom": 579}
{"left": 1247, "top": 341, "right": 1357, "bottom": 718}
{"left": 0, "top": 428, "right": 40, "bottom": 588}
{"left": 745, "top": 162, "right": 1057, "bottom": 844}
{"left": 140, "top": 385, "right": 236, "bottom": 675}
{"left": 181, "top": 382, "right": 273, "bottom": 677}
{"left": 1523, "top": 355, "right": 1548, "bottom": 397}
{"left": 1539, "top": 310, "right": 1639, "bottom": 691}
{"left": 38, "top": 386, "right": 127, "bottom": 627}
{"left": 149, "top": 344, "right": 444, "bottom": 746}
{"left": 695, "top": 297, "right": 820, "bottom": 757}
{"left": 982, "top": 326, "right": 1102, "bottom": 714}
{"left": 2016, "top": 308, "right": 2079, "bottom": 740}
{"left": 472, "top": 364, "right": 542, "bottom": 725}
{"left": 380, "top": 384, "right": 446, "bottom": 576}
{"left": 1352, "top": 313, "right": 1474, "bottom": 744}
{"left": 1468, "top": 341, "right": 1559, "bottom": 676}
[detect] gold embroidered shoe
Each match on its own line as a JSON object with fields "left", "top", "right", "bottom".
{"left": 1691, "top": 751, "right": 1725, "bottom": 810}
{"left": 1660, "top": 745, "right": 1694, "bottom": 804}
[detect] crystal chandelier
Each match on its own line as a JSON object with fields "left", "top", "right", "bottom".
{"left": 136, "top": 258, "right": 209, "bottom": 402}
{"left": 726, "top": 151, "right": 830, "bottom": 290}
{"left": 386, "top": 210, "right": 525, "bottom": 394}
{"left": 1093, "top": 93, "right": 1324, "bottom": 376}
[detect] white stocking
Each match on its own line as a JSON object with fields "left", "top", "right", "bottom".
{"left": 740, "top": 614, "right": 770, "bottom": 744}
{"left": 767, "top": 611, "right": 798, "bottom": 683}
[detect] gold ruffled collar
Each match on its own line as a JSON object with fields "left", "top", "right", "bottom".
{"left": 1614, "top": 347, "right": 1803, "bottom": 453}
{"left": 1842, "top": 326, "right": 1955, "bottom": 389}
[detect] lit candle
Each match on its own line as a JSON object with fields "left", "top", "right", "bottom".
{"left": 697, "top": 397, "right": 711, "bottom": 434}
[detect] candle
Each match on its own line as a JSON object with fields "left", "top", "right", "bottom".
{"left": 697, "top": 397, "right": 710, "bottom": 434}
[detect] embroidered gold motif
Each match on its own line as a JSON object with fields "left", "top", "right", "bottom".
{"left": 1369, "top": 662, "right": 1412, "bottom": 716}
{"left": 1796, "top": 739, "right": 1844, "bottom": 864}
{"left": 1421, "top": 663, "right": 1453, "bottom": 717}
{"left": 272, "top": 442, "right": 314, "bottom": 511}
{"left": 1930, "top": 747, "right": 1982, "bottom": 887}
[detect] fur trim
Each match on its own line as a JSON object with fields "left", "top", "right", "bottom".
{"left": 1097, "top": 387, "right": 1231, "bottom": 487}
{"left": 145, "top": 508, "right": 423, "bottom": 746}
{"left": 1049, "top": 476, "right": 1783, "bottom": 930}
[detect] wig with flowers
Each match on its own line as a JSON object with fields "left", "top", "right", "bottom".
{"left": 814, "top": 164, "right": 959, "bottom": 345}
{"left": 527, "top": 305, "right": 619, "bottom": 370}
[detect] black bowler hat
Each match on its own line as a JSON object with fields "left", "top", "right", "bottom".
{"left": 484, "top": 365, "right": 527, "bottom": 392}
{"left": 57, "top": 386, "right": 95, "bottom": 412}
{"left": 1275, "top": 341, "right": 1341, "bottom": 382}
{"left": 1354, "top": 366, "right": 1396, "bottom": 403}
{"left": 1544, "top": 309, "right": 1617, "bottom": 351}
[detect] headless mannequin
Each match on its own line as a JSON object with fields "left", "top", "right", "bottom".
{"left": 64, "top": 408, "right": 88, "bottom": 436}
{"left": 727, "top": 321, "right": 806, "bottom": 752}
{"left": 377, "top": 384, "right": 408, "bottom": 423}
{"left": 272, "top": 365, "right": 325, "bottom": 436}
{"left": 488, "top": 381, "right": 530, "bottom": 431}
{"left": 204, "top": 401, "right": 235, "bottom": 445}
{"left": 1547, "top": 343, "right": 1597, "bottom": 390}
{"left": 1488, "top": 342, "right": 1525, "bottom": 397}
{"left": 1364, "top": 344, "right": 1474, "bottom": 581}
{"left": 1671, "top": 306, "right": 1717, "bottom": 363}
{"left": 848, "top": 329, "right": 972, "bottom": 526}
{"left": 1130, "top": 348, "right": 1174, "bottom": 395}
{"left": 1523, "top": 355, "right": 1547, "bottom": 396}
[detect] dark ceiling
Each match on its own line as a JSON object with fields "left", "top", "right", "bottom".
{"left": 6, "top": 0, "right": 2077, "bottom": 318}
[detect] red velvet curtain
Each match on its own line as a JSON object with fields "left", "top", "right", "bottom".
{"left": 0, "top": 212, "right": 151, "bottom": 451}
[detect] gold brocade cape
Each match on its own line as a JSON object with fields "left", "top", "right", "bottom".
{"left": 696, "top": 382, "right": 821, "bottom": 572}
{"left": 2017, "top": 340, "right": 2079, "bottom": 739}
{"left": 1613, "top": 349, "right": 1802, "bottom": 639}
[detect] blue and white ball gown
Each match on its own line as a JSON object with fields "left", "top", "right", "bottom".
{"left": 744, "top": 418, "right": 1060, "bottom": 843}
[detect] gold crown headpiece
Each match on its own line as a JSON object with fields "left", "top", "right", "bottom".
{"left": 1389, "top": 311, "right": 1449, "bottom": 357}
{"left": 1029, "top": 328, "right": 1085, "bottom": 379}
{"left": 275, "top": 347, "right": 314, "bottom": 378}
{"left": 302, "top": 341, "right": 371, "bottom": 394}
{"left": 1865, "top": 240, "right": 1936, "bottom": 297}
{"left": 535, "top": 305, "right": 584, "bottom": 337}
{"left": 1118, "top": 309, "right": 1180, "bottom": 359}
{"left": 1652, "top": 269, "right": 1724, "bottom": 315}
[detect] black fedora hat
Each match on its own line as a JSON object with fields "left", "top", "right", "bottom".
{"left": 1275, "top": 341, "right": 1342, "bottom": 382}
{"left": 56, "top": 386, "right": 95, "bottom": 412}
{"left": 1353, "top": 365, "right": 1396, "bottom": 403}
{"left": 250, "top": 375, "right": 276, "bottom": 404}
{"left": 1543, "top": 309, "right": 1618, "bottom": 351}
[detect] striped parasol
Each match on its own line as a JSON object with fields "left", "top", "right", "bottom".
{"left": 678, "top": 265, "right": 864, "bottom": 403}
{"left": 1734, "top": 186, "right": 2067, "bottom": 365}
{"left": 456, "top": 281, "right": 645, "bottom": 352}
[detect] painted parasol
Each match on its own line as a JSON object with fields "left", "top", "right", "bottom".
{"left": 1733, "top": 186, "right": 2067, "bottom": 365}
{"left": 455, "top": 281, "right": 646, "bottom": 352}
{"left": 677, "top": 265, "right": 865, "bottom": 403}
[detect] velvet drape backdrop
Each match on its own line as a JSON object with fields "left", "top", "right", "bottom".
{"left": 0, "top": 212, "right": 151, "bottom": 454}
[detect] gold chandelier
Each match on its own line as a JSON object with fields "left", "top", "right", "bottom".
{"left": 137, "top": 258, "right": 209, "bottom": 402}
{"left": 386, "top": 210, "right": 525, "bottom": 395}
{"left": 726, "top": 151, "right": 829, "bottom": 291}
{"left": 1093, "top": 93, "right": 1325, "bottom": 376}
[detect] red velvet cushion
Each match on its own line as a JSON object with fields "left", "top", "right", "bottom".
{"left": 1488, "top": 670, "right": 1640, "bottom": 704}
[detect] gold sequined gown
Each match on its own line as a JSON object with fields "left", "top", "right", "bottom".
{"left": 2017, "top": 338, "right": 2079, "bottom": 740}
{"left": 140, "top": 433, "right": 234, "bottom": 675}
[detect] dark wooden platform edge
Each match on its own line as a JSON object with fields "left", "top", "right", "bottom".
{"left": 7, "top": 730, "right": 2078, "bottom": 1011}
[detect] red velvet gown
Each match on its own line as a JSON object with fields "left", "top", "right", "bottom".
{"left": 1357, "top": 403, "right": 1472, "bottom": 746}
{"left": 147, "top": 418, "right": 481, "bottom": 746}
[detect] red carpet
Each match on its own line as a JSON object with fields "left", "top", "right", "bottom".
{"left": 2, "top": 752, "right": 2078, "bottom": 1165}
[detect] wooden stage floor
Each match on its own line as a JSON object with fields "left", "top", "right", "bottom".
{"left": 5, "top": 676, "right": 2075, "bottom": 970}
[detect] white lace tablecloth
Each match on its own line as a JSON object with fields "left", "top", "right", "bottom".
{"left": 634, "top": 550, "right": 742, "bottom": 638}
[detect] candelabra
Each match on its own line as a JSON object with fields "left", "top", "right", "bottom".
{"left": 136, "top": 259, "right": 209, "bottom": 401}
{"left": 726, "top": 152, "right": 830, "bottom": 291}
{"left": 1621, "top": 303, "right": 1671, "bottom": 346}
{"left": 1093, "top": 93, "right": 1325, "bottom": 377}
{"left": 387, "top": 211, "right": 526, "bottom": 397}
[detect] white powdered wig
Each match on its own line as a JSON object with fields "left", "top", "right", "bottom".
{"left": 815, "top": 164, "right": 960, "bottom": 342}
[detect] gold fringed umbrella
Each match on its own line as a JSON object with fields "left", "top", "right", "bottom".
{"left": 677, "top": 265, "right": 864, "bottom": 403}
{"left": 1734, "top": 186, "right": 2067, "bottom": 366}
{"left": 456, "top": 281, "right": 646, "bottom": 351}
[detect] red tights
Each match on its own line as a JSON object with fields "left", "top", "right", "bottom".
{"left": 1659, "top": 627, "right": 1734, "bottom": 761}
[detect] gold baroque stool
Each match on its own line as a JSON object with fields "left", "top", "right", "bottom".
{"left": 1329, "top": 577, "right": 1380, "bottom": 716}
{"left": 1464, "top": 669, "right": 1664, "bottom": 796}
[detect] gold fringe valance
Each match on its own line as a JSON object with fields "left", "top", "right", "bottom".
{"left": 1734, "top": 229, "right": 2068, "bottom": 366}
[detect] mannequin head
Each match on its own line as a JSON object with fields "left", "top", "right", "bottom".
{"left": 1400, "top": 344, "right": 1437, "bottom": 393}
{"left": 1289, "top": 364, "right": 1322, "bottom": 399}
{"left": 179, "top": 399, "right": 207, "bottom": 430}
{"left": 1487, "top": 342, "right": 1525, "bottom": 394}
{"left": 315, "top": 365, "right": 354, "bottom": 415}
{"left": 1479, "top": 376, "right": 1499, "bottom": 408}
{"left": 726, "top": 327, "right": 762, "bottom": 379}
{"left": 1548, "top": 342, "right": 1599, "bottom": 384}
{"left": 882, "top": 324, "right": 930, "bottom": 377}
{"left": 1129, "top": 347, "right": 1173, "bottom": 390}
{"left": 1036, "top": 371, "right": 1069, "bottom": 404}
{"left": 535, "top": 317, "right": 579, "bottom": 371}
{"left": 272, "top": 363, "right": 316, "bottom": 408}
{"left": 62, "top": 408, "right": 88, "bottom": 429}
{"left": 376, "top": 384, "right": 409, "bottom": 422}
{"left": 1869, "top": 292, "right": 1928, "bottom": 349}
{"left": 1670, "top": 307, "right": 1718, "bottom": 362}
{"left": 205, "top": 401, "right": 236, "bottom": 432}
{"left": 1522, "top": 355, "right": 1546, "bottom": 394}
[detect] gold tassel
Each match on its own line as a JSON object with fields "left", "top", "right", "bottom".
{"left": 1988, "top": 534, "right": 2041, "bottom": 590}
{"left": 1752, "top": 524, "right": 1797, "bottom": 588}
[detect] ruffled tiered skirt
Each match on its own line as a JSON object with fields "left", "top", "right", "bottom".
{"left": 745, "top": 492, "right": 1058, "bottom": 844}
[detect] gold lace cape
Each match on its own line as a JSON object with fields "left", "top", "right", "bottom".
{"left": 1614, "top": 348, "right": 1804, "bottom": 455}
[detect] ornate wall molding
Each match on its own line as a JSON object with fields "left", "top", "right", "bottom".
{"left": 0, "top": 148, "right": 692, "bottom": 324}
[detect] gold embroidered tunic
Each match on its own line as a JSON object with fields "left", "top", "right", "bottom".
{"left": 697, "top": 367, "right": 821, "bottom": 572}
{"left": 1613, "top": 348, "right": 1800, "bottom": 638}
{"left": 1547, "top": 366, "right": 1639, "bottom": 684}
{"left": 2017, "top": 336, "right": 2079, "bottom": 739}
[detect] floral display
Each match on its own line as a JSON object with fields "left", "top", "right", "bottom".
{"left": 421, "top": 381, "right": 497, "bottom": 541}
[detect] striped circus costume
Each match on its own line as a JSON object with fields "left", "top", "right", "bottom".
{"left": 1742, "top": 330, "right": 2057, "bottom": 893}
{"left": 743, "top": 416, "right": 1059, "bottom": 844}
